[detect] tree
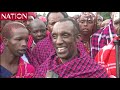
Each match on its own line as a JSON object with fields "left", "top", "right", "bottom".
{"left": 99, "top": 12, "right": 111, "bottom": 20}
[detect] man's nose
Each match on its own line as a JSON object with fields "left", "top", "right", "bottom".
{"left": 37, "top": 31, "right": 42, "bottom": 36}
{"left": 21, "top": 40, "right": 27, "bottom": 47}
{"left": 56, "top": 36, "right": 63, "bottom": 45}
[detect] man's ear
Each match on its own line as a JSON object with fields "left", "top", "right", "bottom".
{"left": 75, "top": 34, "right": 81, "bottom": 43}
{"left": 47, "top": 25, "right": 50, "bottom": 31}
{"left": 2, "top": 37, "right": 8, "bottom": 46}
{"left": 76, "top": 34, "right": 81, "bottom": 41}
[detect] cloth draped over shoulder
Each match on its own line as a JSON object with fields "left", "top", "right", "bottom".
{"left": 91, "top": 19, "right": 117, "bottom": 59}
{"left": 31, "top": 35, "right": 55, "bottom": 67}
{"left": 0, "top": 58, "right": 35, "bottom": 78}
{"left": 95, "top": 36, "right": 120, "bottom": 77}
{"left": 34, "top": 41, "right": 108, "bottom": 78}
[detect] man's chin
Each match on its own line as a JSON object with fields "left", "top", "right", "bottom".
{"left": 16, "top": 52, "right": 24, "bottom": 57}
{"left": 57, "top": 53, "right": 69, "bottom": 60}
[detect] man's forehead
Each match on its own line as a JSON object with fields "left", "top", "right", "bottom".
{"left": 49, "top": 13, "right": 64, "bottom": 21}
{"left": 28, "top": 16, "right": 34, "bottom": 20}
{"left": 80, "top": 14, "right": 95, "bottom": 20}
{"left": 98, "top": 15, "right": 103, "bottom": 20}
{"left": 53, "top": 21, "right": 74, "bottom": 31}
{"left": 10, "top": 27, "right": 27, "bottom": 33}
{"left": 31, "top": 20, "right": 45, "bottom": 28}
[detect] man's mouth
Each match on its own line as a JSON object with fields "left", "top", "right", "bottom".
{"left": 57, "top": 47, "right": 67, "bottom": 53}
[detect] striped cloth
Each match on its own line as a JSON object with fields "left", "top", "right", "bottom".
{"left": 11, "top": 58, "right": 35, "bottom": 78}
{"left": 90, "top": 19, "right": 116, "bottom": 59}
{"left": 95, "top": 36, "right": 120, "bottom": 78}
{"left": 27, "top": 35, "right": 34, "bottom": 49}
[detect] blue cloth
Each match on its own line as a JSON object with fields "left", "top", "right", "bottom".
{"left": 0, "top": 65, "right": 12, "bottom": 78}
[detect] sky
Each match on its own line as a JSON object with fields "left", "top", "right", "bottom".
{"left": 36, "top": 12, "right": 81, "bottom": 17}
{"left": 36, "top": 12, "right": 98, "bottom": 17}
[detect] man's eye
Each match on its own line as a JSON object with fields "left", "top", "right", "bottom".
{"left": 80, "top": 21, "right": 84, "bottom": 23}
{"left": 33, "top": 31, "right": 38, "bottom": 33}
{"left": 16, "top": 38, "right": 21, "bottom": 41}
{"left": 52, "top": 35, "right": 57, "bottom": 39}
{"left": 98, "top": 19, "right": 102, "bottom": 21}
{"left": 88, "top": 21, "right": 93, "bottom": 24}
{"left": 41, "top": 29, "right": 46, "bottom": 33}
{"left": 63, "top": 34, "right": 69, "bottom": 38}
{"left": 50, "top": 22, "right": 56, "bottom": 26}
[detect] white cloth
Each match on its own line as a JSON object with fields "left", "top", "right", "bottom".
{"left": 21, "top": 54, "right": 29, "bottom": 63}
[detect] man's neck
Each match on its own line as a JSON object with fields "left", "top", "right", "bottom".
{"left": 0, "top": 49, "right": 19, "bottom": 66}
{"left": 81, "top": 35, "right": 90, "bottom": 42}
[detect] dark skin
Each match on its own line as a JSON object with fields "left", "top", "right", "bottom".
{"left": 29, "top": 19, "right": 46, "bottom": 44}
{"left": 23, "top": 16, "right": 34, "bottom": 31}
{"left": 97, "top": 14, "right": 103, "bottom": 29}
{"left": 51, "top": 21, "right": 79, "bottom": 63}
{"left": 111, "top": 12, "right": 120, "bottom": 35}
{"left": 0, "top": 24, "right": 29, "bottom": 75}
{"left": 114, "top": 19, "right": 120, "bottom": 34}
{"left": 47, "top": 12, "right": 65, "bottom": 32}
{"left": 78, "top": 13, "right": 95, "bottom": 51}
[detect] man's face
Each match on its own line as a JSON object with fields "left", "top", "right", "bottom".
{"left": 112, "top": 12, "right": 120, "bottom": 34}
{"left": 100, "top": 19, "right": 110, "bottom": 29}
{"left": 97, "top": 15, "right": 103, "bottom": 29}
{"left": 47, "top": 13, "right": 64, "bottom": 32}
{"left": 23, "top": 16, "right": 34, "bottom": 30}
{"left": 6, "top": 28, "right": 29, "bottom": 56}
{"left": 114, "top": 20, "right": 120, "bottom": 34}
{"left": 78, "top": 14, "right": 95, "bottom": 36}
{"left": 30, "top": 23, "right": 46, "bottom": 43}
{"left": 51, "top": 21, "right": 78, "bottom": 60}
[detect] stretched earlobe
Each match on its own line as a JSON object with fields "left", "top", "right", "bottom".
{"left": 2, "top": 37, "right": 8, "bottom": 46}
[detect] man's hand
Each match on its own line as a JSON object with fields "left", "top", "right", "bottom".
{"left": 46, "top": 70, "right": 59, "bottom": 78}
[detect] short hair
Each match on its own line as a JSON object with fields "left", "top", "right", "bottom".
{"left": 1, "top": 20, "right": 12, "bottom": 30}
{"left": 28, "top": 18, "right": 46, "bottom": 31}
{"left": 79, "top": 12, "right": 96, "bottom": 21}
{"left": 54, "top": 18, "right": 80, "bottom": 35}
{"left": 46, "top": 12, "right": 68, "bottom": 25}
{"left": 78, "top": 12, "right": 97, "bottom": 33}
{"left": 1, "top": 21, "right": 27, "bottom": 39}
{"left": 97, "top": 14, "right": 104, "bottom": 21}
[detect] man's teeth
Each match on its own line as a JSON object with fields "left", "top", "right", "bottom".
{"left": 58, "top": 47, "right": 65, "bottom": 52}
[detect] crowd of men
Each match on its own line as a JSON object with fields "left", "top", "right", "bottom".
{"left": 0, "top": 12, "right": 120, "bottom": 78}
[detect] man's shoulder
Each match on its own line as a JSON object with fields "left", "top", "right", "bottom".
{"left": 36, "top": 35, "right": 52, "bottom": 46}
{"left": 20, "top": 58, "right": 35, "bottom": 72}
{"left": 92, "top": 29, "right": 103, "bottom": 36}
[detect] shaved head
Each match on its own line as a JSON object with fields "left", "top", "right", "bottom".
{"left": 1, "top": 21, "right": 27, "bottom": 39}
{"left": 29, "top": 19, "right": 46, "bottom": 31}
{"left": 53, "top": 18, "right": 80, "bottom": 36}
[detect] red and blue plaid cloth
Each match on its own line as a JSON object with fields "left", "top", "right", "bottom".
{"left": 11, "top": 58, "right": 35, "bottom": 78}
{"left": 34, "top": 41, "right": 109, "bottom": 78}
{"left": 90, "top": 19, "right": 116, "bottom": 59}
{"left": 31, "top": 34, "right": 89, "bottom": 68}
{"left": 31, "top": 35, "right": 55, "bottom": 66}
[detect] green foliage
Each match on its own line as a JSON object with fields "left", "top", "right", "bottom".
{"left": 99, "top": 12, "right": 111, "bottom": 20}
